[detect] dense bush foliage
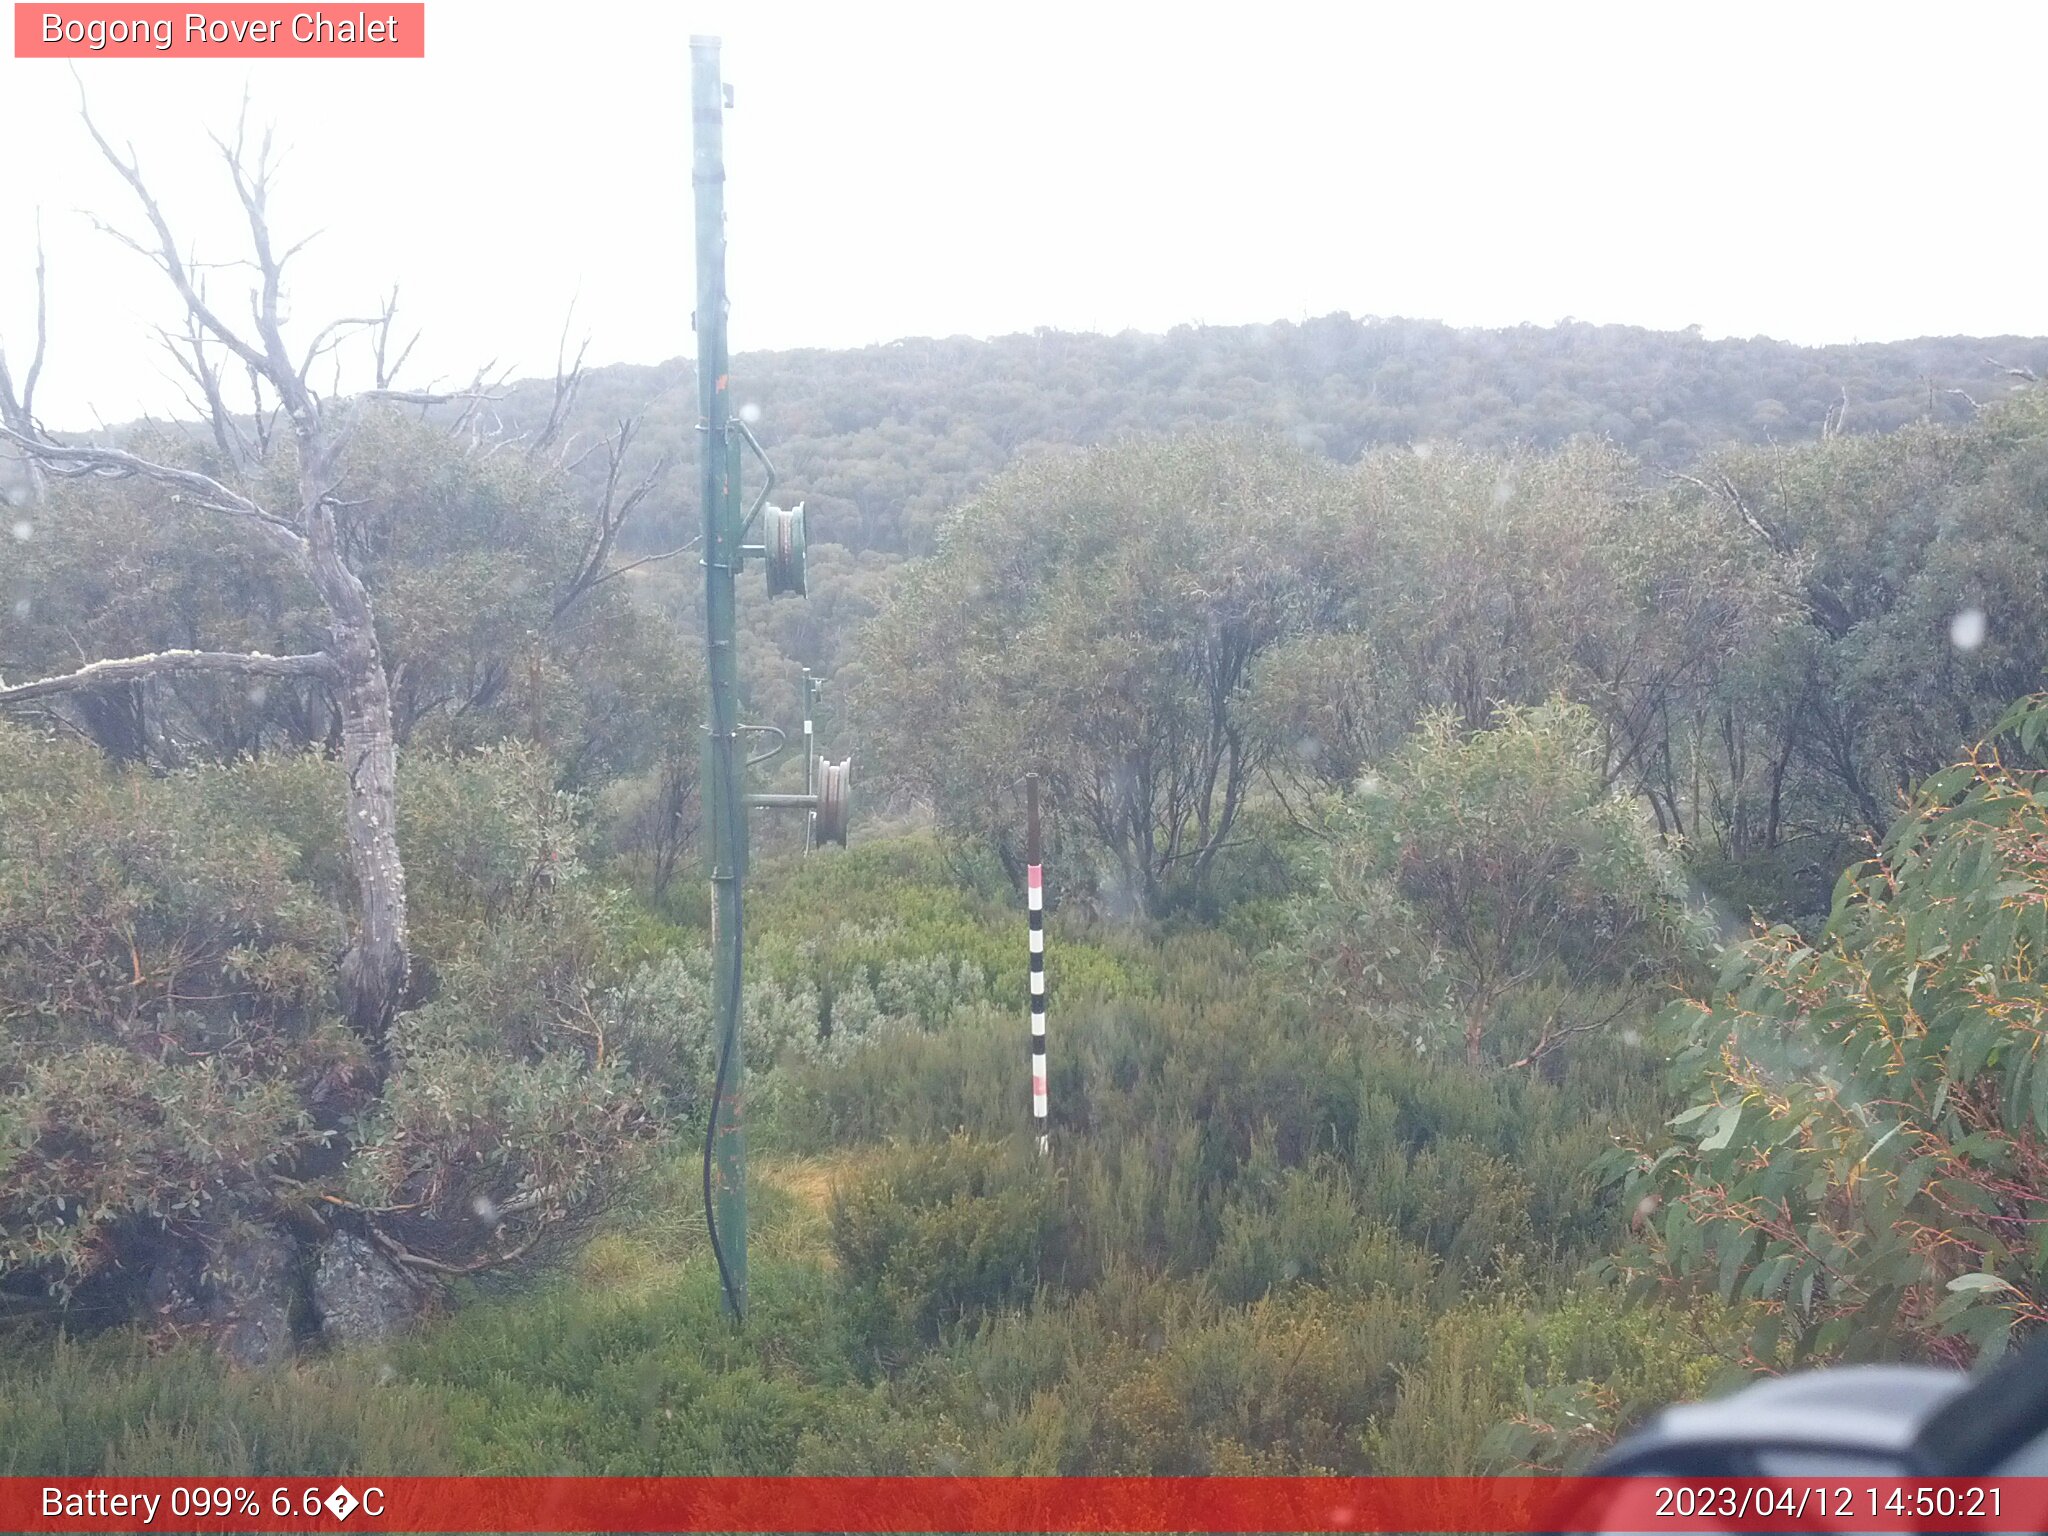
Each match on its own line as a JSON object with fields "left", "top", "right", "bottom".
{"left": 1606, "top": 695, "right": 2048, "bottom": 1367}
{"left": 861, "top": 432, "right": 1335, "bottom": 916}
{"left": 0, "top": 724, "right": 693, "bottom": 1336}
{"left": 0, "top": 840, "right": 1753, "bottom": 1474}
{"left": 832, "top": 1137, "right": 1073, "bottom": 1357}
{"left": 0, "top": 726, "right": 356, "bottom": 1301}
{"left": 1678, "top": 395, "right": 2048, "bottom": 854}
{"left": 856, "top": 395, "right": 2048, "bottom": 939}
{"left": 1290, "top": 702, "right": 1703, "bottom": 1067}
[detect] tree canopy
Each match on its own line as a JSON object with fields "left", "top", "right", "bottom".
{"left": 1606, "top": 695, "right": 2048, "bottom": 1368}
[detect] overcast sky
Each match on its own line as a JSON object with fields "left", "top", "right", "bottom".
{"left": 4, "top": 0, "right": 2045, "bottom": 427}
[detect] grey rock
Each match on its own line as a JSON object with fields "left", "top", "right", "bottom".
{"left": 208, "top": 1227, "right": 297, "bottom": 1367}
{"left": 312, "top": 1230, "right": 417, "bottom": 1346}
{"left": 143, "top": 1247, "right": 207, "bottom": 1326}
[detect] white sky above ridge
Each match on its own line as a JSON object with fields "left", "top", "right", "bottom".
{"left": 3, "top": 0, "right": 2045, "bottom": 427}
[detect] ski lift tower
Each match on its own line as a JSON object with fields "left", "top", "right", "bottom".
{"left": 692, "top": 35, "right": 851, "bottom": 1325}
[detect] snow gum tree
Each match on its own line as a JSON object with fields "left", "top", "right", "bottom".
{"left": 0, "top": 103, "right": 692, "bottom": 1359}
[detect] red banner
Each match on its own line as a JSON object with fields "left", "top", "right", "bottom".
{"left": 13, "top": 4, "right": 425, "bottom": 57}
{"left": 5, "top": 1477, "right": 2048, "bottom": 1532}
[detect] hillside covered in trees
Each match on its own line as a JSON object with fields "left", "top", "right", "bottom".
{"left": 516, "top": 316, "right": 2048, "bottom": 560}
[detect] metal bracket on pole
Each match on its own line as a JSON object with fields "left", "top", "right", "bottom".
{"left": 734, "top": 419, "right": 779, "bottom": 546}
{"left": 740, "top": 722, "right": 788, "bottom": 768}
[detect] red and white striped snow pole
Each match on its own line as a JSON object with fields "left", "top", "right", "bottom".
{"left": 1026, "top": 772, "right": 1048, "bottom": 1153}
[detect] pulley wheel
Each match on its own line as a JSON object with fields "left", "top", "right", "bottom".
{"left": 764, "top": 502, "right": 807, "bottom": 598}
{"left": 814, "top": 757, "right": 851, "bottom": 847}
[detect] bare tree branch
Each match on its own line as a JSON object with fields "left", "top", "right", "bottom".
{"left": 209, "top": 97, "right": 315, "bottom": 427}
{"left": 562, "top": 538, "right": 701, "bottom": 607}
{"left": 0, "top": 211, "right": 51, "bottom": 501}
{"left": 157, "top": 311, "right": 253, "bottom": 472}
{"left": 0, "top": 648, "right": 337, "bottom": 706}
{"left": 367, "top": 1222, "right": 541, "bottom": 1278}
{"left": 0, "top": 423, "right": 306, "bottom": 545}
{"left": 22, "top": 210, "right": 46, "bottom": 420}
{"left": 371, "top": 285, "right": 420, "bottom": 391}
{"left": 0, "top": 213, "right": 49, "bottom": 427}
{"left": 297, "top": 313, "right": 383, "bottom": 387}
{"left": 531, "top": 302, "right": 589, "bottom": 460}
{"left": 1821, "top": 386, "right": 1850, "bottom": 440}
{"left": 75, "top": 89, "right": 277, "bottom": 391}
{"left": 1507, "top": 994, "right": 1638, "bottom": 1071}
{"left": 1664, "top": 468, "right": 1786, "bottom": 554}
{"left": 552, "top": 419, "right": 673, "bottom": 622}
{"left": 360, "top": 384, "right": 504, "bottom": 408}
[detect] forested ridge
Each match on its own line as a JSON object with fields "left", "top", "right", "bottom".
{"left": 7, "top": 190, "right": 2048, "bottom": 1477}
{"left": 513, "top": 315, "right": 2048, "bottom": 559}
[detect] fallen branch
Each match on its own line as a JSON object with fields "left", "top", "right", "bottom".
{"left": 0, "top": 648, "right": 336, "bottom": 705}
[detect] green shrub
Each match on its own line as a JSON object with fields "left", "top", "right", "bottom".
{"left": 1607, "top": 695, "right": 2048, "bottom": 1366}
{"left": 1368, "top": 1287, "right": 1748, "bottom": 1474}
{"left": 832, "top": 1136, "right": 1074, "bottom": 1357}
{"left": 1209, "top": 1158, "right": 1401, "bottom": 1305}
{"left": 0, "top": 723, "right": 678, "bottom": 1321}
{"left": 0, "top": 1332, "right": 458, "bottom": 1475}
{"left": 1287, "top": 700, "right": 1703, "bottom": 1068}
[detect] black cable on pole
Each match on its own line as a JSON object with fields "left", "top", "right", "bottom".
{"left": 702, "top": 766, "right": 746, "bottom": 1318}
{"left": 701, "top": 926, "right": 741, "bottom": 1314}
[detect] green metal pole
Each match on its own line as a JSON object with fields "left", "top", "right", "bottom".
{"left": 692, "top": 33, "right": 747, "bottom": 1323}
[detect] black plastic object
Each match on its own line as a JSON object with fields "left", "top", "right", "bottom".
{"left": 1910, "top": 1332, "right": 2048, "bottom": 1474}
{"left": 1586, "top": 1331, "right": 2048, "bottom": 1487}
{"left": 1590, "top": 1365, "right": 1968, "bottom": 1479}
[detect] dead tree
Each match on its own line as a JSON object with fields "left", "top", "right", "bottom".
{"left": 0, "top": 212, "right": 49, "bottom": 504}
{"left": 0, "top": 103, "right": 430, "bottom": 1053}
